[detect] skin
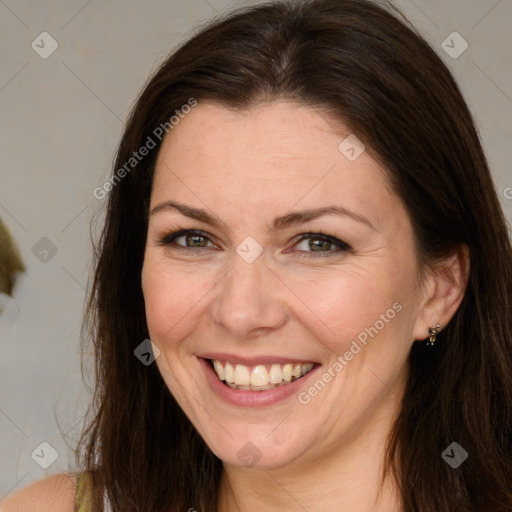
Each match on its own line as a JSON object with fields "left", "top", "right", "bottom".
{"left": 141, "top": 100, "right": 468, "bottom": 512}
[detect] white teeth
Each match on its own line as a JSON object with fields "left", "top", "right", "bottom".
{"left": 301, "top": 363, "right": 314, "bottom": 375}
{"left": 234, "top": 364, "right": 251, "bottom": 385}
{"left": 210, "top": 359, "right": 315, "bottom": 390}
{"left": 268, "top": 364, "right": 283, "bottom": 384}
{"left": 226, "top": 382, "right": 277, "bottom": 391}
{"left": 251, "top": 365, "right": 269, "bottom": 386}
{"left": 282, "top": 364, "right": 293, "bottom": 382}
{"left": 224, "top": 362, "right": 235, "bottom": 383}
{"left": 212, "top": 360, "right": 224, "bottom": 380}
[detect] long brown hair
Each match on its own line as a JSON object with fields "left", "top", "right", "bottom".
{"left": 76, "top": 1, "right": 512, "bottom": 510}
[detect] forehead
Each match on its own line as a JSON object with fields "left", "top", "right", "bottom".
{"left": 151, "top": 100, "right": 399, "bottom": 226}
{"left": 156, "top": 100, "right": 354, "bottom": 168}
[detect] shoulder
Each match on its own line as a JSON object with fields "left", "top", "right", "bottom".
{"left": 0, "top": 472, "right": 77, "bottom": 512}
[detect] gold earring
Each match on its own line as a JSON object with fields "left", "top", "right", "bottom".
{"left": 427, "top": 324, "right": 441, "bottom": 346}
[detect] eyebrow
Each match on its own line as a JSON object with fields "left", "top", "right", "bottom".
{"left": 150, "top": 201, "right": 227, "bottom": 230}
{"left": 149, "top": 200, "right": 375, "bottom": 231}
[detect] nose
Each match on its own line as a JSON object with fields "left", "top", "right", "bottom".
{"left": 210, "top": 251, "right": 288, "bottom": 340}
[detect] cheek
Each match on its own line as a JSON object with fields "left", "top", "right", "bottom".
{"left": 141, "top": 256, "right": 214, "bottom": 346}
{"left": 287, "top": 265, "right": 400, "bottom": 355}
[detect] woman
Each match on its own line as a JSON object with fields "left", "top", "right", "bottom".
{"left": 4, "top": 0, "right": 512, "bottom": 510}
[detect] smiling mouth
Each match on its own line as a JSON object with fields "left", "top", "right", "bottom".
{"left": 208, "top": 359, "right": 316, "bottom": 391}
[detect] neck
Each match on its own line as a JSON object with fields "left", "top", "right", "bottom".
{"left": 217, "top": 389, "right": 404, "bottom": 512}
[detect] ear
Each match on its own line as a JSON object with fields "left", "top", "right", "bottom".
{"left": 412, "top": 244, "right": 470, "bottom": 341}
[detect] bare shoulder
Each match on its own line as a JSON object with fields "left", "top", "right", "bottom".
{"left": 0, "top": 473, "right": 77, "bottom": 512}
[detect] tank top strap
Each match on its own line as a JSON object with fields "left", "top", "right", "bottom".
{"left": 74, "top": 470, "right": 93, "bottom": 512}
{"left": 74, "top": 470, "right": 113, "bottom": 512}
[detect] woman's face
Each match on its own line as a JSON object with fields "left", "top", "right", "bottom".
{"left": 142, "top": 100, "right": 429, "bottom": 469}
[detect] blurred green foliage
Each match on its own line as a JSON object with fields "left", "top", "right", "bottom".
{"left": 0, "top": 217, "right": 25, "bottom": 296}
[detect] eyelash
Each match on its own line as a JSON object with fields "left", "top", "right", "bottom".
{"left": 157, "top": 228, "right": 351, "bottom": 258}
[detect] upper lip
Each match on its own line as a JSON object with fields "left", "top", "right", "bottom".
{"left": 198, "top": 352, "right": 319, "bottom": 366}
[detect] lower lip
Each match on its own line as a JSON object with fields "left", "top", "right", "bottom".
{"left": 198, "top": 357, "right": 321, "bottom": 407}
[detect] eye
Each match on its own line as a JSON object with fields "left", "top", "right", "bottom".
{"left": 157, "top": 229, "right": 351, "bottom": 257}
{"left": 158, "top": 229, "right": 217, "bottom": 249}
{"left": 289, "top": 233, "right": 351, "bottom": 258}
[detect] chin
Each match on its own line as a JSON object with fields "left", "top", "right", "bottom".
{"left": 199, "top": 421, "right": 311, "bottom": 469}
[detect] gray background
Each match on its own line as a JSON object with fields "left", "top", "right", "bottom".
{"left": 1, "top": 0, "right": 511, "bottom": 499}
